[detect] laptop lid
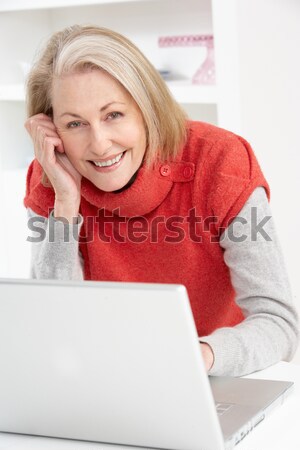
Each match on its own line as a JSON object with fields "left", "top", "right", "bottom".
{"left": 0, "top": 278, "right": 225, "bottom": 450}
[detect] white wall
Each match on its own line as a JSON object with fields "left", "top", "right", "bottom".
{"left": 0, "top": 102, "right": 32, "bottom": 278}
{"left": 236, "top": 0, "right": 300, "bottom": 362}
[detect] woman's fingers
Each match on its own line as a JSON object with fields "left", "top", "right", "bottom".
{"left": 25, "top": 115, "right": 65, "bottom": 151}
{"left": 42, "top": 136, "right": 64, "bottom": 164}
{"left": 25, "top": 114, "right": 56, "bottom": 135}
{"left": 25, "top": 114, "right": 65, "bottom": 161}
{"left": 25, "top": 114, "right": 82, "bottom": 220}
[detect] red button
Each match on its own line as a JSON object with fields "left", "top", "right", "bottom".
{"left": 160, "top": 164, "right": 171, "bottom": 176}
{"left": 183, "top": 166, "right": 193, "bottom": 178}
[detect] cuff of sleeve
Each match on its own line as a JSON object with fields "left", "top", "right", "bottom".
{"left": 199, "top": 330, "right": 243, "bottom": 376}
{"left": 49, "top": 210, "right": 83, "bottom": 242}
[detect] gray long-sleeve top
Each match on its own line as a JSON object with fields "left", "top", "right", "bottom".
{"left": 26, "top": 187, "right": 299, "bottom": 377}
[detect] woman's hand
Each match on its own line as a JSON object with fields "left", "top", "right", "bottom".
{"left": 25, "top": 113, "right": 82, "bottom": 222}
{"left": 200, "top": 342, "right": 214, "bottom": 372}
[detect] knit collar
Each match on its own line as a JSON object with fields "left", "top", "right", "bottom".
{"left": 81, "top": 157, "right": 195, "bottom": 218}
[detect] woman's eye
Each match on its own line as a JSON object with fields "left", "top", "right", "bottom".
{"left": 107, "top": 112, "right": 122, "bottom": 120}
{"left": 67, "top": 121, "right": 82, "bottom": 128}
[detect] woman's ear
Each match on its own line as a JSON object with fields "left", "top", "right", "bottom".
{"left": 47, "top": 107, "right": 53, "bottom": 120}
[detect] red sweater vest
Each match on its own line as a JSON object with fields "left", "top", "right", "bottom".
{"left": 24, "top": 121, "right": 270, "bottom": 337}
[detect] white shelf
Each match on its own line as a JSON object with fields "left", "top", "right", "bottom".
{"left": 0, "top": 0, "right": 147, "bottom": 12}
{"left": 167, "top": 82, "right": 217, "bottom": 104}
{"left": 0, "top": 82, "right": 217, "bottom": 105}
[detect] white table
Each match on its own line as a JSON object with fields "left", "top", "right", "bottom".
{"left": 0, "top": 362, "right": 299, "bottom": 450}
{"left": 238, "top": 361, "right": 300, "bottom": 450}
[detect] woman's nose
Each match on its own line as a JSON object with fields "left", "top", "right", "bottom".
{"left": 89, "top": 126, "right": 113, "bottom": 156}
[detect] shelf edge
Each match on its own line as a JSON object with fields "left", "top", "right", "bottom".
{"left": 0, "top": 83, "right": 218, "bottom": 105}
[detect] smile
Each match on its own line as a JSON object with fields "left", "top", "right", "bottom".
{"left": 91, "top": 151, "right": 125, "bottom": 168}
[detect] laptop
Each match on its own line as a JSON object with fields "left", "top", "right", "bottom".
{"left": 0, "top": 278, "right": 294, "bottom": 450}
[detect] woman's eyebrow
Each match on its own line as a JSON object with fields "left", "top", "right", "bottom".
{"left": 59, "top": 112, "right": 83, "bottom": 119}
{"left": 59, "top": 101, "right": 126, "bottom": 118}
{"left": 100, "top": 101, "right": 125, "bottom": 112}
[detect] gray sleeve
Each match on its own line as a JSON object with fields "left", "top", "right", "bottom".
{"left": 200, "top": 187, "right": 299, "bottom": 376}
{"left": 27, "top": 208, "right": 84, "bottom": 280}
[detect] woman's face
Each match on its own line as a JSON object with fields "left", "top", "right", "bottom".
{"left": 52, "top": 69, "right": 147, "bottom": 192}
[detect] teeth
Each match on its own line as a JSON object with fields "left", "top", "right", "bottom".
{"left": 93, "top": 152, "right": 123, "bottom": 168}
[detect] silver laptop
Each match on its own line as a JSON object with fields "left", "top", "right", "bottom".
{"left": 0, "top": 278, "right": 293, "bottom": 450}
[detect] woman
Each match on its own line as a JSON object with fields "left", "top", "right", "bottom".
{"left": 24, "top": 24, "right": 299, "bottom": 377}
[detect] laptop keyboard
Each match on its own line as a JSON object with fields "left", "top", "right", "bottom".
{"left": 215, "top": 402, "right": 233, "bottom": 416}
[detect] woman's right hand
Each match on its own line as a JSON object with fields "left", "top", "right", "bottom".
{"left": 25, "top": 113, "right": 82, "bottom": 222}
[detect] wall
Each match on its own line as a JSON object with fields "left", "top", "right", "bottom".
{"left": 236, "top": 0, "right": 300, "bottom": 362}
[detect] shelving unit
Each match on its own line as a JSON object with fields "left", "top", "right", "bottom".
{"left": 0, "top": 0, "right": 240, "bottom": 115}
{"left": 0, "top": 82, "right": 218, "bottom": 104}
{"left": 0, "top": 0, "right": 240, "bottom": 278}
{"left": 0, "top": 0, "right": 148, "bottom": 12}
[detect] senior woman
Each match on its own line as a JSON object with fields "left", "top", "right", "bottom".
{"left": 24, "top": 24, "right": 299, "bottom": 377}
